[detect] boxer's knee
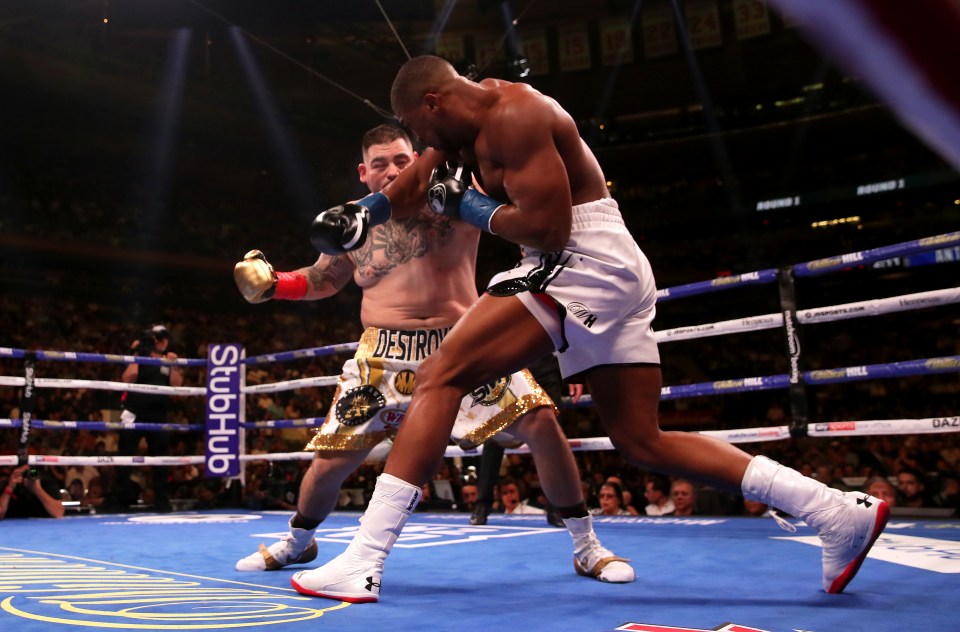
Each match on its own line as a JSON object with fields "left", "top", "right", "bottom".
{"left": 510, "top": 405, "right": 561, "bottom": 447}
{"left": 607, "top": 421, "right": 665, "bottom": 469}
{"left": 417, "top": 351, "right": 474, "bottom": 398}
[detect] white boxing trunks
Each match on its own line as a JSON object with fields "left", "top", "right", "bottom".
{"left": 487, "top": 197, "right": 660, "bottom": 378}
{"left": 305, "top": 326, "right": 556, "bottom": 452}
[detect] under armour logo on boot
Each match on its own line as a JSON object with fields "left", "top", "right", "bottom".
{"left": 365, "top": 576, "right": 381, "bottom": 592}
{"left": 856, "top": 495, "right": 873, "bottom": 508}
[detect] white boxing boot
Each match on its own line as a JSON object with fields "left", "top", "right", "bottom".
{"left": 235, "top": 516, "right": 318, "bottom": 571}
{"left": 742, "top": 455, "right": 889, "bottom": 593}
{"left": 565, "top": 514, "right": 635, "bottom": 583}
{"left": 291, "top": 473, "right": 420, "bottom": 603}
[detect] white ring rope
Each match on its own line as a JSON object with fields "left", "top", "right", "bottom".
{"left": 655, "top": 286, "right": 960, "bottom": 342}
{"left": 0, "top": 376, "right": 205, "bottom": 395}
{"left": 2, "top": 415, "right": 956, "bottom": 468}
{"left": 243, "top": 375, "right": 340, "bottom": 394}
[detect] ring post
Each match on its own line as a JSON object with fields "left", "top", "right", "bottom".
{"left": 778, "top": 267, "right": 809, "bottom": 437}
{"left": 18, "top": 351, "right": 37, "bottom": 466}
{"left": 204, "top": 344, "right": 243, "bottom": 479}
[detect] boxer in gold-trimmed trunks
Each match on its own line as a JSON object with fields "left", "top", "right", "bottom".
{"left": 232, "top": 125, "right": 633, "bottom": 590}
{"left": 307, "top": 326, "right": 553, "bottom": 453}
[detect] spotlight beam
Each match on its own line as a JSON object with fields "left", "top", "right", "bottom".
{"left": 667, "top": 1, "right": 744, "bottom": 213}
{"left": 137, "top": 27, "right": 192, "bottom": 246}
{"left": 423, "top": 0, "right": 459, "bottom": 56}
{"left": 589, "top": 0, "right": 644, "bottom": 143}
{"left": 184, "top": 0, "right": 393, "bottom": 119}
{"left": 230, "top": 27, "right": 319, "bottom": 219}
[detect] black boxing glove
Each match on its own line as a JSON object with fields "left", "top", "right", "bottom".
{"left": 428, "top": 161, "right": 503, "bottom": 233}
{"left": 309, "top": 192, "right": 392, "bottom": 255}
{"left": 427, "top": 161, "right": 471, "bottom": 218}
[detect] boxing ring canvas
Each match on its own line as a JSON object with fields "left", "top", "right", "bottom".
{"left": 2, "top": 234, "right": 959, "bottom": 630}
{"left": 1, "top": 510, "right": 958, "bottom": 632}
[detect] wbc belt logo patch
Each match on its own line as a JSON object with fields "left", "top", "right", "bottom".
{"left": 336, "top": 385, "right": 387, "bottom": 426}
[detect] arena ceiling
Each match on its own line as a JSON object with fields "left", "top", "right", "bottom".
{"left": 1, "top": 0, "right": 950, "bottom": 216}
{"left": 2, "top": 0, "right": 844, "bottom": 150}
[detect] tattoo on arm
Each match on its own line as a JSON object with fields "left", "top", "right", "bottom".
{"left": 307, "top": 255, "right": 354, "bottom": 296}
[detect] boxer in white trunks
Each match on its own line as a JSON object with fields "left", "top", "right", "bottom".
{"left": 305, "top": 56, "right": 889, "bottom": 602}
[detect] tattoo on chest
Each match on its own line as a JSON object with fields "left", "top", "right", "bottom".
{"left": 351, "top": 212, "right": 456, "bottom": 278}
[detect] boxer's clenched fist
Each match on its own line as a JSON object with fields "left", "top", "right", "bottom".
{"left": 234, "top": 250, "right": 277, "bottom": 303}
{"left": 234, "top": 250, "right": 308, "bottom": 303}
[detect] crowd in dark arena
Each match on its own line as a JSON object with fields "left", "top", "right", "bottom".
{"left": 1, "top": 0, "right": 957, "bottom": 524}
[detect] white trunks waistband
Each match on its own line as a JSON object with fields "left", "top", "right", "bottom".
{"left": 356, "top": 326, "right": 453, "bottom": 362}
{"left": 570, "top": 198, "right": 624, "bottom": 228}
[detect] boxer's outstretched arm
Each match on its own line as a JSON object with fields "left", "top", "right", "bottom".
{"left": 234, "top": 249, "right": 355, "bottom": 302}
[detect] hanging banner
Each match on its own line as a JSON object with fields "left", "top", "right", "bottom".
{"left": 642, "top": 3, "right": 678, "bottom": 59}
{"left": 600, "top": 19, "right": 633, "bottom": 66}
{"left": 558, "top": 23, "right": 592, "bottom": 72}
{"left": 733, "top": 0, "right": 772, "bottom": 40}
{"left": 475, "top": 34, "right": 506, "bottom": 67}
{"left": 685, "top": 0, "right": 723, "bottom": 50}
{"left": 520, "top": 29, "right": 550, "bottom": 76}
{"left": 435, "top": 33, "right": 465, "bottom": 62}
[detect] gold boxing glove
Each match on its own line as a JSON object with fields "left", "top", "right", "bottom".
{"left": 234, "top": 250, "right": 308, "bottom": 303}
{"left": 234, "top": 250, "right": 277, "bottom": 303}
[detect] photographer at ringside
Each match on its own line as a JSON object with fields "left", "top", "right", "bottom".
{"left": 0, "top": 463, "right": 65, "bottom": 519}
{"left": 109, "top": 325, "right": 182, "bottom": 512}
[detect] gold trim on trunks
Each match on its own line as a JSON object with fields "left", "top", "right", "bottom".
{"left": 355, "top": 327, "right": 381, "bottom": 358}
{"left": 457, "top": 370, "right": 558, "bottom": 450}
{"left": 305, "top": 428, "right": 391, "bottom": 451}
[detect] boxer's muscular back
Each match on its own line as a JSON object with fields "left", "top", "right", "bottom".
{"left": 349, "top": 205, "right": 481, "bottom": 330}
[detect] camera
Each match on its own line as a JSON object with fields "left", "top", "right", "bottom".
{"left": 135, "top": 331, "right": 158, "bottom": 356}
{"left": 24, "top": 468, "right": 38, "bottom": 480}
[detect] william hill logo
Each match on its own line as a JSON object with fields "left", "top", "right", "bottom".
{"left": 0, "top": 549, "right": 347, "bottom": 628}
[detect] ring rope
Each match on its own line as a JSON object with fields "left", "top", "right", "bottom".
{"left": 0, "top": 349, "right": 204, "bottom": 366}
{"left": 656, "top": 287, "right": 960, "bottom": 342}
{"left": 793, "top": 231, "right": 960, "bottom": 277}
{"left": 2, "top": 415, "right": 957, "bottom": 469}
{"left": 0, "top": 378, "right": 205, "bottom": 396}
{"left": 244, "top": 342, "right": 359, "bottom": 365}
{"left": 655, "top": 231, "right": 959, "bottom": 301}
{"left": 243, "top": 376, "right": 339, "bottom": 394}
{"left": 0, "top": 420, "right": 202, "bottom": 432}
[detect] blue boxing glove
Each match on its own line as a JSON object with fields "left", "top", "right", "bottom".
{"left": 427, "top": 161, "right": 503, "bottom": 233}
{"left": 310, "top": 192, "right": 392, "bottom": 255}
